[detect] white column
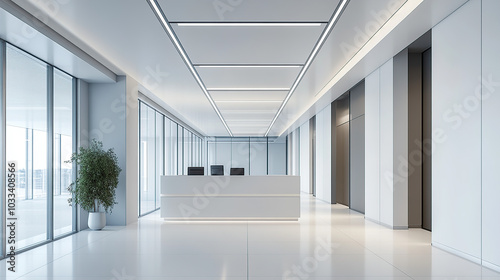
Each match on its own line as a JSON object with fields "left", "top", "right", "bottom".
{"left": 432, "top": 0, "right": 482, "bottom": 262}
{"left": 315, "top": 104, "right": 332, "bottom": 203}
{"left": 482, "top": 0, "right": 500, "bottom": 271}
{"left": 299, "top": 121, "right": 310, "bottom": 193}
{"left": 365, "top": 68, "right": 381, "bottom": 222}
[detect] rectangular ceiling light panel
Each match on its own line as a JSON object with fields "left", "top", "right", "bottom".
{"left": 216, "top": 101, "right": 282, "bottom": 111}
{"left": 210, "top": 91, "right": 289, "bottom": 102}
{"left": 196, "top": 66, "right": 301, "bottom": 89}
{"left": 172, "top": 24, "right": 326, "bottom": 64}
{"left": 158, "top": 0, "right": 340, "bottom": 22}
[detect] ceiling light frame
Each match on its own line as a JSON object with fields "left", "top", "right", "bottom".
{"left": 195, "top": 64, "right": 303, "bottom": 68}
{"left": 264, "top": 0, "right": 350, "bottom": 137}
{"left": 147, "top": 0, "right": 233, "bottom": 136}
{"left": 175, "top": 22, "right": 324, "bottom": 27}
{"left": 216, "top": 100, "right": 283, "bottom": 103}
{"left": 208, "top": 88, "right": 290, "bottom": 91}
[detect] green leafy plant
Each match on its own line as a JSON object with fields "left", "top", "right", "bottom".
{"left": 66, "top": 139, "right": 121, "bottom": 213}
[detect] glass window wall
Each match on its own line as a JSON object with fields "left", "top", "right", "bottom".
{"left": 207, "top": 137, "right": 287, "bottom": 176}
{"left": 138, "top": 101, "right": 203, "bottom": 216}
{"left": 4, "top": 43, "right": 76, "bottom": 250}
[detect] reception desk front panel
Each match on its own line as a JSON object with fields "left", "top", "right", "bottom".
{"left": 160, "top": 176, "right": 300, "bottom": 220}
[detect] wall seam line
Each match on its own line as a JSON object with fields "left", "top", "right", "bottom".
{"left": 378, "top": 68, "right": 382, "bottom": 222}
{"left": 480, "top": 0, "right": 483, "bottom": 266}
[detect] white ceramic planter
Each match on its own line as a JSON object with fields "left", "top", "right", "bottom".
{"left": 88, "top": 212, "right": 106, "bottom": 230}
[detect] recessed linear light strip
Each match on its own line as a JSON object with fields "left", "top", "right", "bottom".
{"left": 313, "top": 0, "right": 424, "bottom": 98}
{"left": 176, "top": 23, "right": 323, "bottom": 27}
{"left": 275, "top": 0, "right": 424, "bottom": 136}
{"left": 216, "top": 100, "right": 283, "bottom": 103}
{"left": 196, "top": 64, "right": 303, "bottom": 68}
{"left": 264, "top": 0, "right": 349, "bottom": 137}
{"left": 207, "top": 88, "right": 290, "bottom": 91}
{"left": 147, "top": 0, "right": 233, "bottom": 136}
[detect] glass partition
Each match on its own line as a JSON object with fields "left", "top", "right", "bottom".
{"left": 250, "top": 138, "right": 267, "bottom": 175}
{"left": 268, "top": 138, "right": 287, "bottom": 175}
{"left": 206, "top": 137, "right": 287, "bottom": 176}
{"left": 231, "top": 138, "right": 249, "bottom": 175}
{"left": 138, "top": 101, "right": 203, "bottom": 215}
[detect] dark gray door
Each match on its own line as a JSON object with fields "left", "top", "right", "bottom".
{"left": 349, "top": 82, "right": 365, "bottom": 213}
{"left": 422, "top": 48, "right": 432, "bottom": 231}
{"left": 336, "top": 122, "right": 350, "bottom": 206}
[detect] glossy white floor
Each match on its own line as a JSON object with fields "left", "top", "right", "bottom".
{"left": 1, "top": 193, "right": 499, "bottom": 280}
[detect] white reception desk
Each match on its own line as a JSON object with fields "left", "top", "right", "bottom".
{"left": 160, "top": 175, "right": 300, "bottom": 221}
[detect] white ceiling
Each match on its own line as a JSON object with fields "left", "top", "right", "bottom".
{"left": 7, "top": 0, "right": 468, "bottom": 137}
{"left": 0, "top": 4, "right": 115, "bottom": 83}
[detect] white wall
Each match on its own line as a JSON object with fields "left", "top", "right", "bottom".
{"left": 433, "top": 0, "right": 500, "bottom": 270}
{"left": 125, "top": 76, "right": 139, "bottom": 225}
{"left": 299, "top": 121, "right": 310, "bottom": 193}
{"left": 365, "top": 68, "right": 381, "bottom": 222}
{"left": 379, "top": 59, "right": 395, "bottom": 227}
{"left": 315, "top": 104, "right": 332, "bottom": 203}
{"left": 76, "top": 80, "right": 89, "bottom": 230}
{"left": 482, "top": 0, "right": 500, "bottom": 271}
{"left": 287, "top": 128, "right": 300, "bottom": 176}
{"left": 364, "top": 56, "right": 408, "bottom": 229}
{"left": 89, "top": 77, "right": 127, "bottom": 226}
{"left": 88, "top": 75, "right": 139, "bottom": 226}
{"left": 432, "top": 0, "right": 482, "bottom": 262}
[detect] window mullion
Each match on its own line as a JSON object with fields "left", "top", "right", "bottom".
{"left": 47, "top": 66, "right": 54, "bottom": 241}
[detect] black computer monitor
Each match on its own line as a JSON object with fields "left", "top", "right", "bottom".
{"left": 187, "top": 167, "right": 204, "bottom": 176}
{"left": 211, "top": 165, "right": 224, "bottom": 176}
{"left": 230, "top": 168, "right": 244, "bottom": 176}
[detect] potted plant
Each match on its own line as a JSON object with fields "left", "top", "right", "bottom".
{"left": 67, "top": 139, "right": 121, "bottom": 230}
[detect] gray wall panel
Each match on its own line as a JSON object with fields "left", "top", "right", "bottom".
{"left": 309, "top": 117, "right": 316, "bottom": 195}
{"left": 408, "top": 52, "right": 423, "bottom": 228}
{"left": 350, "top": 116, "right": 365, "bottom": 213}
{"left": 331, "top": 102, "right": 337, "bottom": 203}
{"left": 350, "top": 82, "right": 365, "bottom": 120}
{"left": 422, "top": 48, "right": 432, "bottom": 231}
{"left": 336, "top": 94, "right": 350, "bottom": 126}
{"left": 393, "top": 49, "right": 409, "bottom": 228}
{"left": 349, "top": 80, "right": 365, "bottom": 213}
{"left": 336, "top": 122, "right": 349, "bottom": 206}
